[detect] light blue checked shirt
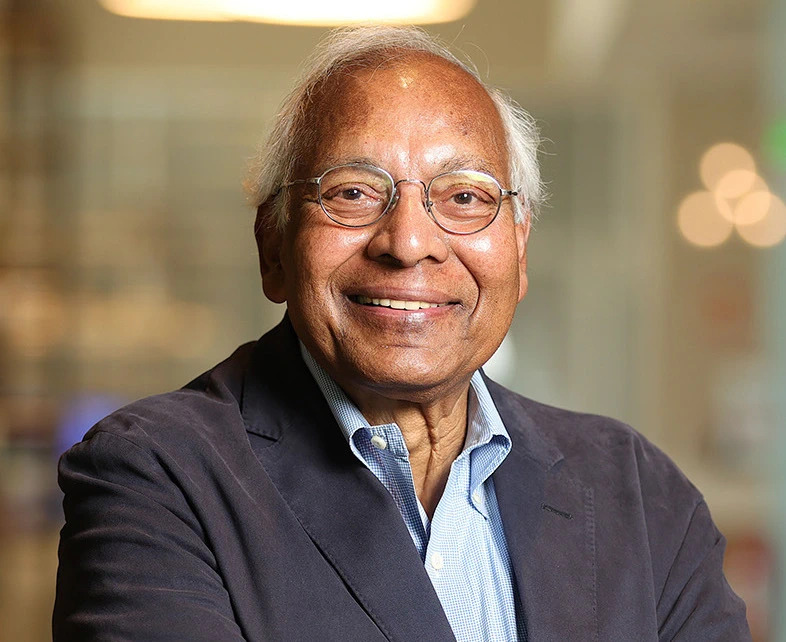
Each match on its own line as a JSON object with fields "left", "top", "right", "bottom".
{"left": 300, "top": 344, "right": 524, "bottom": 641}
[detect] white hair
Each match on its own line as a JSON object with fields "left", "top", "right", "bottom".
{"left": 245, "top": 25, "right": 542, "bottom": 229}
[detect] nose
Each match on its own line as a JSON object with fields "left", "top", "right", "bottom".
{"left": 366, "top": 180, "right": 450, "bottom": 267}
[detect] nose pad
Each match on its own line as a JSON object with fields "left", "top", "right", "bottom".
{"left": 391, "top": 178, "right": 429, "bottom": 213}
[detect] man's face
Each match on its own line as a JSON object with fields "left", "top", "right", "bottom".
{"left": 260, "top": 55, "right": 530, "bottom": 404}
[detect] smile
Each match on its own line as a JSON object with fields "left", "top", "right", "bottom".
{"left": 351, "top": 295, "right": 450, "bottom": 310}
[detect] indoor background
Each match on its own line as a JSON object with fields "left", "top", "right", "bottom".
{"left": 1, "top": 0, "right": 784, "bottom": 640}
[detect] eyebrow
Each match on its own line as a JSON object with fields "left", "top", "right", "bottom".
{"left": 317, "top": 155, "right": 503, "bottom": 179}
{"left": 317, "top": 156, "right": 378, "bottom": 172}
{"left": 433, "top": 156, "right": 500, "bottom": 176}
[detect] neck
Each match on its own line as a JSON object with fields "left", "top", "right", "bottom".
{"left": 343, "top": 380, "right": 471, "bottom": 519}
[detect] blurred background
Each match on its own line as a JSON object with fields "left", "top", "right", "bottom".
{"left": 1, "top": 0, "right": 784, "bottom": 639}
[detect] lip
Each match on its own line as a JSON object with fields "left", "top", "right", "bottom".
{"left": 345, "top": 287, "right": 459, "bottom": 306}
{"left": 349, "top": 296, "right": 454, "bottom": 314}
{"left": 345, "top": 286, "right": 461, "bottom": 317}
{"left": 347, "top": 297, "right": 458, "bottom": 319}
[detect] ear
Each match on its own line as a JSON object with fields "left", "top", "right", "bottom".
{"left": 515, "top": 217, "right": 531, "bottom": 302}
{"left": 255, "top": 201, "right": 287, "bottom": 304}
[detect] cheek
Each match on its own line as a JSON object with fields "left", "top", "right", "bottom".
{"left": 286, "top": 218, "right": 373, "bottom": 292}
{"left": 463, "top": 235, "right": 493, "bottom": 254}
{"left": 455, "top": 233, "right": 520, "bottom": 302}
{"left": 459, "top": 233, "right": 513, "bottom": 272}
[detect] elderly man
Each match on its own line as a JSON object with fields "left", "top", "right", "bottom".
{"left": 54, "top": 26, "right": 750, "bottom": 641}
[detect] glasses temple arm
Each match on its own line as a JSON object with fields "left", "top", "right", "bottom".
{"left": 274, "top": 177, "right": 320, "bottom": 197}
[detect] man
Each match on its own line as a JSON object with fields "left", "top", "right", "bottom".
{"left": 54, "top": 26, "right": 750, "bottom": 641}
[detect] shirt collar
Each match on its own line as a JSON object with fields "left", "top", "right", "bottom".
{"left": 465, "top": 370, "right": 512, "bottom": 495}
{"left": 299, "top": 342, "right": 369, "bottom": 442}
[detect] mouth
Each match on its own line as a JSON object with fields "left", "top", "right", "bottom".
{"left": 350, "top": 295, "right": 452, "bottom": 310}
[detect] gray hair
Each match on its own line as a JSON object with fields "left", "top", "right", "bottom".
{"left": 245, "top": 25, "right": 542, "bottom": 229}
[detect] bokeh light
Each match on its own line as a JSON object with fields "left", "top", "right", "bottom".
{"left": 700, "top": 143, "right": 756, "bottom": 193}
{"left": 734, "top": 190, "right": 773, "bottom": 226}
{"left": 735, "top": 194, "right": 786, "bottom": 247}
{"left": 688, "top": 143, "right": 783, "bottom": 249}
{"left": 678, "top": 191, "right": 734, "bottom": 247}
{"left": 715, "top": 168, "right": 758, "bottom": 200}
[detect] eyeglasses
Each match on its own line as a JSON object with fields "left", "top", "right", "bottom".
{"left": 281, "top": 163, "right": 519, "bottom": 235}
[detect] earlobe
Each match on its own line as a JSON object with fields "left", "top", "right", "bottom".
{"left": 255, "top": 202, "right": 288, "bottom": 304}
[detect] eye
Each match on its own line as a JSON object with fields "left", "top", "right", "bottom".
{"left": 340, "top": 187, "right": 364, "bottom": 201}
{"left": 322, "top": 182, "right": 385, "bottom": 204}
{"left": 441, "top": 186, "right": 494, "bottom": 207}
{"left": 452, "top": 191, "right": 477, "bottom": 205}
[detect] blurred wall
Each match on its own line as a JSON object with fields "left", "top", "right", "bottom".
{"left": 0, "top": 0, "right": 778, "bottom": 639}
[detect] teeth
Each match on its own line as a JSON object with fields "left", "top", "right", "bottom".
{"left": 354, "top": 295, "right": 446, "bottom": 310}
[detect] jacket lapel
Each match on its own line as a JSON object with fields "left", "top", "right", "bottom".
{"left": 241, "top": 319, "right": 456, "bottom": 642}
{"left": 489, "top": 379, "right": 599, "bottom": 642}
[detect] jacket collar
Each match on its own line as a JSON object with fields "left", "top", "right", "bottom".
{"left": 240, "top": 317, "right": 456, "bottom": 641}
{"left": 239, "top": 317, "right": 597, "bottom": 641}
{"left": 488, "top": 377, "right": 599, "bottom": 641}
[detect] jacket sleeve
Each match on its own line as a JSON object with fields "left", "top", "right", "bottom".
{"left": 656, "top": 500, "right": 752, "bottom": 641}
{"left": 53, "top": 428, "right": 247, "bottom": 641}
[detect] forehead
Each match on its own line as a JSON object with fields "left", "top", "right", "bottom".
{"left": 296, "top": 53, "right": 509, "bottom": 177}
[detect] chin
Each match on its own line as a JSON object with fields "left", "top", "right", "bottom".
{"left": 341, "top": 349, "right": 476, "bottom": 400}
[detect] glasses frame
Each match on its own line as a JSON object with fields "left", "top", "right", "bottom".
{"left": 281, "top": 162, "right": 519, "bottom": 235}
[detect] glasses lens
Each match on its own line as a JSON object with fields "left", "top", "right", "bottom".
{"left": 319, "top": 165, "right": 393, "bottom": 226}
{"left": 429, "top": 170, "right": 502, "bottom": 233}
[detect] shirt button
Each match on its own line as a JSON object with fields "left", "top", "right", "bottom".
{"left": 430, "top": 552, "right": 444, "bottom": 570}
{"left": 370, "top": 435, "right": 387, "bottom": 450}
{"left": 472, "top": 490, "right": 482, "bottom": 504}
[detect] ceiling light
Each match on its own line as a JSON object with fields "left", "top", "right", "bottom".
{"left": 99, "top": 0, "right": 476, "bottom": 24}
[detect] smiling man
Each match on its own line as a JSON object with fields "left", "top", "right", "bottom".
{"left": 54, "top": 26, "right": 750, "bottom": 641}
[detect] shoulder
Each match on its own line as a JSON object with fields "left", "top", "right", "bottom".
{"left": 486, "top": 379, "right": 751, "bottom": 636}
{"left": 74, "top": 341, "right": 257, "bottom": 463}
{"left": 486, "top": 377, "right": 704, "bottom": 512}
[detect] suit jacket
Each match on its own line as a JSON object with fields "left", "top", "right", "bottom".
{"left": 54, "top": 318, "right": 750, "bottom": 641}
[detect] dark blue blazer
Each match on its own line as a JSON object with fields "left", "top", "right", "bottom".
{"left": 54, "top": 318, "right": 750, "bottom": 641}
